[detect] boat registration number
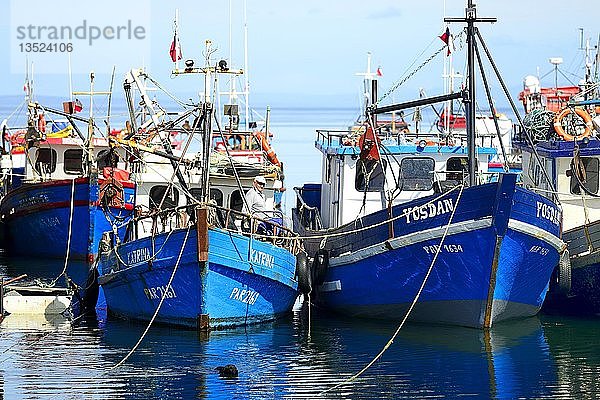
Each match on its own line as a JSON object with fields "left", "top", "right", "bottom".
{"left": 229, "top": 287, "right": 260, "bottom": 305}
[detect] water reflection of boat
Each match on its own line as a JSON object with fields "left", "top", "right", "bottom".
{"left": 0, "top": 312, "right": 71, "bottom": 332}
{"left": 295, "top": 308, "right": 556, "bottom": 398}
{"left": 541, "top": 315, "right": 600, "bottom": 397}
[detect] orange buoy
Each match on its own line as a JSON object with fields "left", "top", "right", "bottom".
{"left": 254, "top": 132, "right": 281, "bottom": 167}
{"left": 554, "top": 107, "right": 592, "bottom": 141}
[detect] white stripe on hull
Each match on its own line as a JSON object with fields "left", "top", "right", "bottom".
{"left": 329, "top": 217, "right": 564, "bottom": 267}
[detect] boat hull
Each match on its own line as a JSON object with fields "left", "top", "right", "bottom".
{"left": 0, "top": 177, "right": 135, "bottom": 260}
{"left": 97, "top": 227, "right": 299, "bottom": 329}
{"left": 296, "top": 175, "right": 562, "bottom": 328}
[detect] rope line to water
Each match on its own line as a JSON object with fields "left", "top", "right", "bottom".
{"left": 49, "top": 178, "right": 76, "bottom": 287}
{"left": 319, "top": 184, "right": 465, "bottom": 396}
{"left": 107, "top": 225, "right": 191, "bottom": 372}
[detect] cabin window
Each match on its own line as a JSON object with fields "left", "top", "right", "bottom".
{"left": 399, "top": 157, "right": 435, "bottom": 191}
{"left": 34, "top": 148, "right": 57, "bottom": 175}
{"left": 64, "top": 149, "right": 84, "bottom": 174}
{"left": 325, "top": 155, "right": 332, "bottom": 184}
{"left": 149, "top": 185, "right": 179, "bottom": 211}
{"left": 230, "top": 189, "right": 244, "bottom": 212}
{"left": 446, "top": 157, "right": 468, "bottom": 181}
{"left": 189, "top": 188, "right": 224, "bottom": 207}
{"left": 528, "top": 157, "right": 543, "bottom": 187}
{"left": 570, "top": 157, "right": 599, "bottom": 195}
{"left": 355, "top": 159, "right": 387, "bottom": 192}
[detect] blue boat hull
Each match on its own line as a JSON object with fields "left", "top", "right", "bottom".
{"left": 296, "top": 175, "right": 563, "bottom": 328}
{"left": 0, "top": 177, "right": 135, "bottom": 261}
{"left": 97, "top": 227, "right": 299, "bottom": 329}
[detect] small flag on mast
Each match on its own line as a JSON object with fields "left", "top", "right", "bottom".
{"left": 439, "top": 27, "right": 455, "bottom": 56}
{"left": 74, "top": 98, "right": 83, "bottom": 113}
{"left": 376, "top": 66, "right": 383, "bottom": 77}
{"left": 169, "top": 15, "right": 182, "bottom": 63}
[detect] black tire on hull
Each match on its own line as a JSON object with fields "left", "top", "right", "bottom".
{"left": 295, "top": 250, "right": 312, "bottom": 295}
{"left": 312, "top": 249, "right": 329, "bottom": 287}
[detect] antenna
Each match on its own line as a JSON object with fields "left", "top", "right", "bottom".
{"left": 549, "top": 57, "right": 563, "bottom": 89}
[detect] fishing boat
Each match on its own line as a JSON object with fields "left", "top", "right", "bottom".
{"left": 0, "top": 73, "right": 136, "bottom": 312}
{"left": 514, "top": 33, "right": 600, "bottom": 314}
{"left": 292, "top": 1, "right": 563, "bottom": 329}
{"left": 96, "top": 30, "right": 300, "bottom": 329}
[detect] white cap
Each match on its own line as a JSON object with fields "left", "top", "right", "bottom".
{"left": 254, "top": 176, "right": 266, "bottom": 185}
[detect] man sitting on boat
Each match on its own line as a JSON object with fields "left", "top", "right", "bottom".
{"left": 244, "top": 175, "right": 277, "bottom": 236}
{"left": 245, "top": 176, "right": 268, "bottom": 215}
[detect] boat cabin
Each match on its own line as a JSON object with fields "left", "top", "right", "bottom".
{"left": 518, "top": 138, "right": 600, "bottom": 232}
{"left": 297, "top": 129, "right": 495, "bottom": 229}
{"left": 21, "top": 136, "right": 129, "bottom": 183}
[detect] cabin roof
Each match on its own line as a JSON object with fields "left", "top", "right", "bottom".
{"left": 515, "top": 138, "right": 600, "bottom": 158}
{"left": 316, "top": 141, "right": 497, "bottom": 156}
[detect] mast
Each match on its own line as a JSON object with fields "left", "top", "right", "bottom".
{"left": 171, "top": 40, "right": 243, "bottom": 203}
{"left": 445, "top": 1, "right": 496, "bottom": 186}
{"left": 243, "top": 0, "right": 250, "bottom": 131}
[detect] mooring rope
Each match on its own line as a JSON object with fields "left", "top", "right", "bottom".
{"left": 49, "top": 178, "right": 76, "bottom": 287}
{"left": 107, "top": 225, "right": 191, "bottom": 372}
{"left": 250, "top": 184, "right": 464, "bottom": 242}
{"left": 318, "top": 183, "right": 465, "bottom": 396}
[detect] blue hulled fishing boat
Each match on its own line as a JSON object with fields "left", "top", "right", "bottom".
{"left": 96, "top": 36, "right": 300, "bottom": 330}
{"left": 0, "top": 80, "right": 135, "bottom": 311}
{"left": 98, "top": 210, "right": 299, "bottom": 328}
{"left": 292, "top": 2, "right": 563, "bottom": 328}
{"left": 515, "top": 36, "right": 600, "bottom": 314}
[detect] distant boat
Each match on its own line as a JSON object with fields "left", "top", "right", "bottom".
{"left": 292, "top": 3, "right": 563, "bottom": 329}
{"left": 515, "top": 33, "right": 600, "bottom": 314}
{"left": 97, "top": 37, "right": 300, "bottom": 330}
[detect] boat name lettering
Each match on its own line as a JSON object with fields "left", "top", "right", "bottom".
{"left": 529, "top": 245, "right": 549, "bottom": 256}
{"left": 229, "top": 287, "right": 260, "bottom": 305}
{"left": 423, "top": 244, "right": 464, "bottom": 254}
{"left": 536, "top": 202, "right": 560, "bottom": 226}
{"left": 127, "top": 247, "right": 151, "bottom": 264}
{"left": 144, "top": 284, "right": 177, "bottom": 300}
{"left": 403, "top": 199, "right": 454, "bottom": 224}
{"left": 250, "top": 249, "right": 274, "bottom": 268}
{"left": 39, "top": 216, "right": 60, "bottom": 227}
{"left": 17, "top": 194, "right": 48, "bottom": 209}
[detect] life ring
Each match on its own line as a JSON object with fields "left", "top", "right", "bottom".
{"left": 37, "top": 114, "right": 46, "bottom": 133}
{"left": 554, "top": 107, "right": 592, "bottom": 141}
{"left": 253, "top": 131, "right": 281, "bottom": 167}
{"left": 9, "top": 130, "right": 26, "bottom": 145}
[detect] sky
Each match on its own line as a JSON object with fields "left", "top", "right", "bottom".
{"left": 0, "top": 0, "right": 598, "bottom": 111}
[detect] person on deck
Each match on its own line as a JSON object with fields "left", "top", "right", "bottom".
{"left": 244, "top": 176, "right": 268, "bottom": 217}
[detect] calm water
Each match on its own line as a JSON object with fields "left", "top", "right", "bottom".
{"left": 2, "top": 102, "right": 600, "bottom": 398}
{"left": 1, "top": 257, "right": 600, "bottom": 400}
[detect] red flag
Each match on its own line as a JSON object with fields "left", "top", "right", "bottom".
{"left": 439, "top": 27, "right": 454, "bottom": 56}
{"left": 169, "top": 32, "right": 182, "bottom": 62}
{"left": 376, "top": 66, "right": 383, "bottom": 77}
{"left": 74, "top": 98, "right": 83, "bottom": 113}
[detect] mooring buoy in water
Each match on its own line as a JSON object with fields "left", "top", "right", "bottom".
{"left": 216, "top": 364, "right": 238, "bottom": 378}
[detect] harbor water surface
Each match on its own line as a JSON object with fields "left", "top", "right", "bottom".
{"left": 1, "top": 104, "right": 600, "bottom": 398}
